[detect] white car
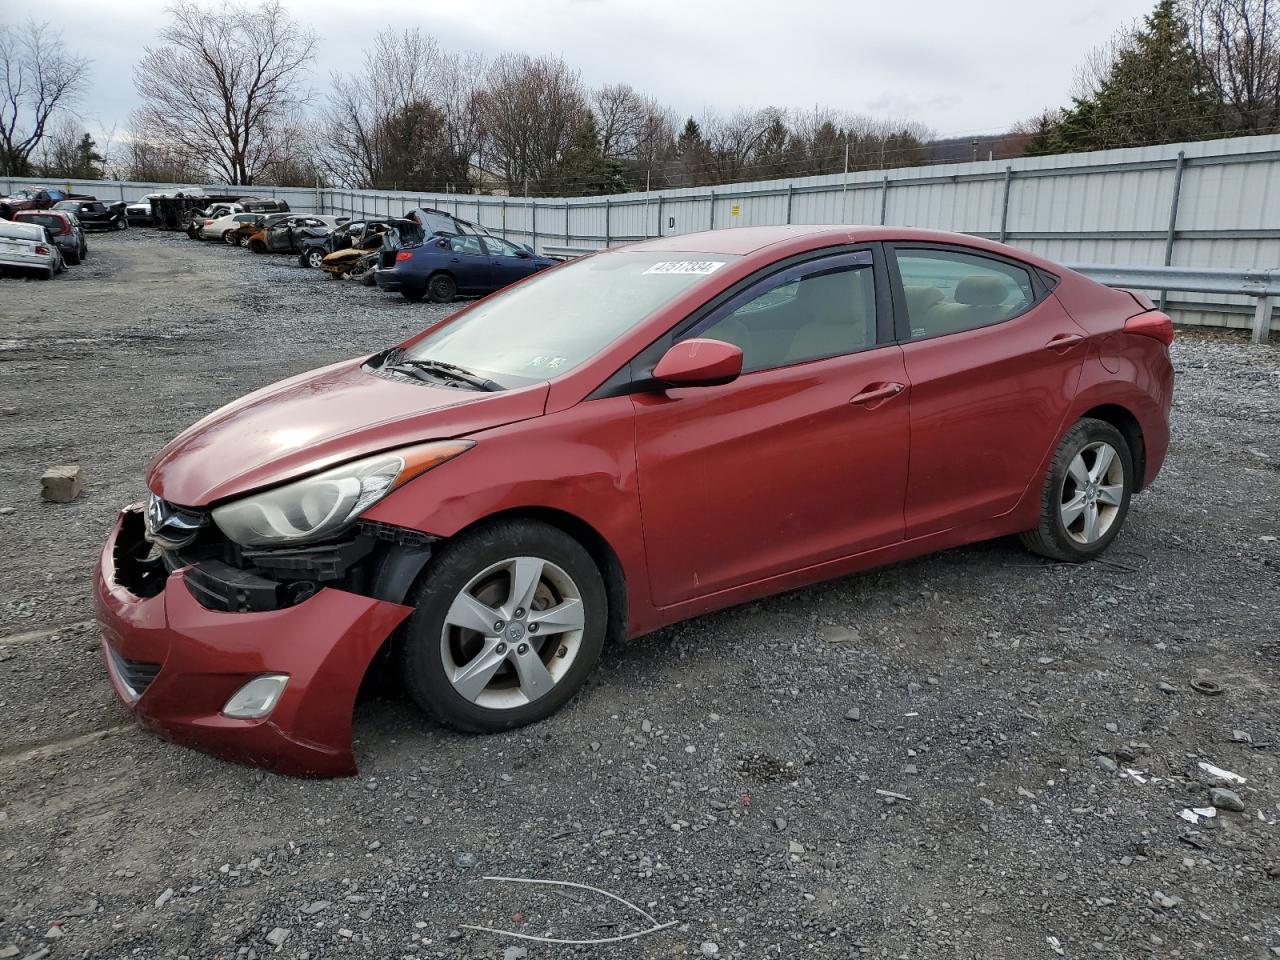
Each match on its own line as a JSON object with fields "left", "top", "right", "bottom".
{"left": 199, "top": 210, "right": 260, "bottom": 243}
{"left": 0, "top": 221, "right": 65, "bottom": 279}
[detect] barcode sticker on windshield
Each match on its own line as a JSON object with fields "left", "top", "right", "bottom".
{"left": 644, "top": 260, "right": 726, "bottom": 275}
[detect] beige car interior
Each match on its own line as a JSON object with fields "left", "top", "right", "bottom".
{"left": 903, "top": 274, "right": 1029, "bottom": 338}
{"left": 700, "top": 266, "right": 876, "bottom": 371}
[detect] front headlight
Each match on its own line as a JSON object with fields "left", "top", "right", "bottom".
{"left": 210, "top": 440, "right": 473, "bottom": 547}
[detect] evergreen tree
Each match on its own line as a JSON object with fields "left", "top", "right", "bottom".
{"left": 554, "top": 113, "right": 626, "bottom": 195}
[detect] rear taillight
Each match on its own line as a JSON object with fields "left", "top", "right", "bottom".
{"left": 395, "top": 250, "right": 412, "bottom": 261}
{"left": 35, "top": 244, "right": 49, "bottom": 255}
{"left": 1124, "top": 311, "right": 1174, "bottom": 346}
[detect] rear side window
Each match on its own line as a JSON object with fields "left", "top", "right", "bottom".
{"left": 894, "top": 248, "right": 1035, "bottom": 339}
{"left": 689, "top": 253, "right": 877, "bottom": 372}
{"left": 449, "top": 236, "right": 485, "bottom": 255}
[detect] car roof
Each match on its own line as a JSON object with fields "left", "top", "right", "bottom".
{"left": 624, "top": 225, "right": 1060, "bottom": 270}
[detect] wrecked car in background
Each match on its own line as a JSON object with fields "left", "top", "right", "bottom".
{"left": 53, "top": 199, "right": 129, "bottom": 231}
{"left": 249, "top": 215, "right": 347, "bottom": 254}
{"left": 13, "top": 209, "right": 87, "bottom": 265}
{"left": 229, "top": 212, "right": 291, "bottom": 247}
{"left": 1, "top": 186, "right": 95, "bottom": 216}
{"left": 299, "top": 218, "right": 420, "bottom": 271}
{"left": 376, "top": 233, "right": 558, "bottom": 302}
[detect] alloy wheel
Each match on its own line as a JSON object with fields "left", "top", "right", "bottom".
{"left": 1059, "top": 441, "right": 1125, "bottom": 544}
{"left": 439, "top": 556, "right": 586, "bottom": 710}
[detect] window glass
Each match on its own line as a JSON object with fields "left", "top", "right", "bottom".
{"left": 690, "top": 255, "right": 877, "bottom": 371}
{"left": 404, "top": 251, "right": 738, "bottom": 383}
{"left": 20, "top": 214, "right": 62, "bottom": 231}
{"left": 449, "top": 235, "right": 485, "bottom": 255}
{"left": 421, "top": 212, "right": 455, "bottom": 235}
{"left": 484, "top": 237, "right": 524, "bottom": 258}
{"left": 895, "top": 249, "right": 1035, "bottom": 339}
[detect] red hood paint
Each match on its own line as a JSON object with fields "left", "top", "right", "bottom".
{"left": 148, "top": 357, "right": 549, "bottom": 506}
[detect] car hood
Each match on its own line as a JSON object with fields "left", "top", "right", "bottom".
{"left": 147, "top": 357, "right": 549, "bottom": 506}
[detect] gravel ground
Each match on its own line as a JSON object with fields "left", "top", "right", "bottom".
{"left": 0, "top": 230, "right": 1277, "bottom": 960}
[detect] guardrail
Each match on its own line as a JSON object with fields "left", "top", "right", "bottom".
{"left": 1067, "top": 263, "right": 1278, "bottom": 343}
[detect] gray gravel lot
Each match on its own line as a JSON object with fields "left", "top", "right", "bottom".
{"left": 0, "top": 230, "right": 1278, "bottom": 959}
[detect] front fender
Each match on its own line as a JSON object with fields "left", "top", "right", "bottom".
{"left": 360, "top": 395, "right": 655, "bottom": 633}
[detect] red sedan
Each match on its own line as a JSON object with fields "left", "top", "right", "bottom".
{"left": 95, "top": 226, "right": 1173, "bottom": 776}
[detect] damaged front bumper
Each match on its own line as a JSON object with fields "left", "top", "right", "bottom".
{"left": 94, "top": 505, "right": 418, "bottom": 777}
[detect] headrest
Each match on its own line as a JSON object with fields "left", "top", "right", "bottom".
{"left": 905, "top": 286, "right": 943, "bottom": 311}
{"left": 955, "top": 276, "right": 1008, "bottom": 306}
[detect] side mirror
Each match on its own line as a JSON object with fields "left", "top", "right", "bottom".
{"left": 436, "top": 237, "right": 449, "bottom": 248}
{"left": 516, "top": 248, "right": 532, "bottom": 258}
{"left": 651, "top": 338, "right": 743, "bottom": 388}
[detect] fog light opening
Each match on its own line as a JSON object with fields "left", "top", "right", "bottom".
{"left": 222, "top": 674, "right": 290, "bottom": 719}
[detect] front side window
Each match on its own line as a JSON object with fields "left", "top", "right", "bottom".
{"left": 484, "top": 237, "right": 524, "bottom": 258}
{"left": 895, "top": 248, "right": 1035, "bottom": 339}
{"left": 449, "top": 235, "right": 485, "bottom": 256}
{"left": 404, "top": 251, "right": 738, "bottom": 383}
{"left": 689, "top": 253, "right": 877, "bottom": 372}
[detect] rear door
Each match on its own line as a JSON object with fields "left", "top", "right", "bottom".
{"left": 888, "top": 244, "right": 1088, "bottom": 537}
{"left": 631, "top": 247, "right": 910, "bottom": 607}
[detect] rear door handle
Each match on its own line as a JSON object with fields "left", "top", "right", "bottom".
{"left": 1045, "top": 333, "right": 1084, "bottom": 351}
{"left": 849, "top": 382, "right": 905, "bottom": 406}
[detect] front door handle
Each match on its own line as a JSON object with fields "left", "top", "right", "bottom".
{"left": 849, "top": 382, "right": 905, "bottom": 406}
{"left": 1045, "top": 333, "right": 1084, "bottom": 351}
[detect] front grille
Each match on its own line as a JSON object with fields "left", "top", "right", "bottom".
{"left": 106, "top": 643, "right": 161, "bottom": 700}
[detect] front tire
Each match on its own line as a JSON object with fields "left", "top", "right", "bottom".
{"left": 306, "top": 248, "right": 325, "bottom": 269}
{"left": 1020, "top": 418, "right": 1133, "bottom": 562}
{"left": 222, "top": 229, "right": 235, "bottom": 245}
{"left": 400, "top": 520, "right": 607, "bottom": 733}
{"left": 427, "top": 272, "right": 457, "bottom": 303}
{"left": 115, "top": 218, "right": 128, "bottom": 231}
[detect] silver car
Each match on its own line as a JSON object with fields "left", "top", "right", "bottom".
{"left": 0, "top": 221, "right": 65, "bottom": 279}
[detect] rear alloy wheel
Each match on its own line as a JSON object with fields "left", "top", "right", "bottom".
{"left": 427, "top": 272, "right": 457, "bottom": 303}
{"left": 306, "top": 248, "right": 325, "bottom": 269}
{"left": 400, "top": 520, "right": 606, "bottom": 733}
{"left": 1021, "top": 418, "right": 1133, "bottom": 562}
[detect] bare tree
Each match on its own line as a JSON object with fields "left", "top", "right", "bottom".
{"left": 481, "top": 53, "right": 587, "bottom": 193}
{"left": 123, "top": 113, "right": 208, "bottom": 183}
{"left": 321, "top": 28, "right": 473, "bottom": 191}
{"left": 1184, "top": 0, "right": 1280, "bottom": 132}
{"left": 0, "top": 20, "right": 89, "bottom": 177}
{"left": 133, "top": 0, "right": 316, "bottom": 185}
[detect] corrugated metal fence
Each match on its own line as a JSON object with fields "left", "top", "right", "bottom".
{"left": 9, "top": 132, "right": 1280, "bottom": 330}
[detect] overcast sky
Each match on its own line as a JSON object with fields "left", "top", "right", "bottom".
{"left": 7, "top": 0, "right": 1155, "bottom": 144}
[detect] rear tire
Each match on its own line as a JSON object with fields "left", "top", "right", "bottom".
{"left": 66, "top": 249, "right": 81, "bottom": 266}
{"left": 427, "top": 272, "right": 457, "bottom": 303}
{"left": 399, "top": 519, "right": 607, "bottom": 734}
{"left": 1020, "top": 417, "right": 1133, "bottom": 562}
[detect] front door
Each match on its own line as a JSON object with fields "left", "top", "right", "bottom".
{"left": 632, "top": 249, "right": 910, "bottom": 607}
{"left": 888, "top": 244, "right": 1088, "bottom": 537}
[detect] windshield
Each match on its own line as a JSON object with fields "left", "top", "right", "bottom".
{"left": 403, "top": 251, "right": 738, "bottom": 382}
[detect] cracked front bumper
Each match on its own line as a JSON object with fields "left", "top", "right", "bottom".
{"left": 94, "top": 507, "right": 413, "bottom": 777}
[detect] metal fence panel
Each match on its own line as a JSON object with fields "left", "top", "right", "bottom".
{"left": 11, "top": 132, "right": 1280, "bottom": 328}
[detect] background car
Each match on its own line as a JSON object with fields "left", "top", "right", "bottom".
{"left": 127, "top": 188, "right": 205, "bottom": 225}
{"left": 231, "top": 212, "right": 290, "bottom": 247}
{"left": 201, "top": 211, "right": 265, "bottom": 243}
{"left": 53, "top": 199, "right": 129, "bottom": 231}
{"left": 376, "top": 233, "right": 558, "bottom": 301}
{"left": 250, "top": 214, "right": 346, "bottom": 253}
{"left": 13, "top": 209, "right": 86, "bottom": 264}
{"left": 0, "top": 220, "right": 65, "bottom": 278}
{"left": 298, "top": 218, "right": 420, "bottom": 269}
{"left": 0, "top": 186, "right": 94, "bottom": 214}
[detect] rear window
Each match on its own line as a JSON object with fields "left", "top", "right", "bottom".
{"left": 17, "top": 213, "right": 63, "bottom": 232}
{"left": 0, "top": 222, "right": 44, "bottom": 241}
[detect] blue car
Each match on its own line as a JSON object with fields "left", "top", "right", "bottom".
{"left": 375, "top": 233, "right": 560, "bottom": 302}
